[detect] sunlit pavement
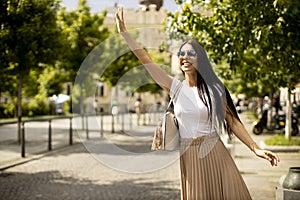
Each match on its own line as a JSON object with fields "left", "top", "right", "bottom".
{"left": 0, "top": 113, "right": 299, "bottom": 200}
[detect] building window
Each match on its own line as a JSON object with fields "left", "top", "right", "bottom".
{"left": 96, "top": 83, "right": 104, "bottom": 97}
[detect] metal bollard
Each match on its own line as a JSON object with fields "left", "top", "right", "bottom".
{"left": 21, "top": 122, "right": 25, "bottom": 158}
{"left": 81, "top": 114, "right": 85, "bottom": 130}
{"left": 48, "top": 119, "right": 52, "bottom": 151}
{"left": 112, "top": 114, "right": 115, "bottom": 133}
{"left": 86, "top": 115, "right": 89, "bottom": 140}
{"left": 121, "top": 113, "right": 124, "bottom": 132}
{"left": 100, "top": 113, "right": 103, "bottom": 137}
{"left": 69, "top": 117, "right": 73, "bottom": 145}
{"left": 130, "top": 113, "right": 132, "bottom": 129}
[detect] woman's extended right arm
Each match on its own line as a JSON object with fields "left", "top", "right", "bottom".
{"left": 115, "top": 7, "right": 173, "bottom": 93}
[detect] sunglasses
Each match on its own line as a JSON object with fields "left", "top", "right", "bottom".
{"left": 177, "top": 50, "right": 197, "bottom": 57}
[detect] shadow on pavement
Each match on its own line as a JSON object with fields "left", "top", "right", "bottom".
{"left": 0, "top": 170, "right": 180, "bottom": 200}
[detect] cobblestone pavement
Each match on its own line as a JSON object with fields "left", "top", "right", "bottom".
{"left": 0, "top": 113, "right": 299, "bottom": 200}
{"left": 0, "top": 129, "right": 182, "bottom": 200}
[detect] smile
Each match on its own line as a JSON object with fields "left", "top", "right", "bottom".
{"left": 181, "top": 60, "right": 193, "bottom": 67}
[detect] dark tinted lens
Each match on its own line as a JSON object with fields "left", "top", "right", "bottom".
{"left": 177, "top": 51, "right": 185, "bottom": 57}
{"left": 187, "top": 50, "right": 196, "bottom": 57}
{"left": 177, "top": 50, "right": 196, "bottom": 57}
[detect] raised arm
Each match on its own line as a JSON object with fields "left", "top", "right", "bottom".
{"left": 115, "top": 7, "right": 173, "bottom": 93}
{"left": 225, "top": 113, "right": 280, "bottom": 166}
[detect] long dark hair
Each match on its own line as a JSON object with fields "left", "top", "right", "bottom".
{"left": 178, "top": 39, "right": 241, "bottom": 136}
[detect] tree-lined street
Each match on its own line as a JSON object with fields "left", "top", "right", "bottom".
{"left": 1, "top": 0, "right": 300, "bottom": 199}
{"left": 0, "top": 113, "right": 299, "bottom": 200}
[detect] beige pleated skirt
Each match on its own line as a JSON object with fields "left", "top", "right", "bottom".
{"left": 180, "top": 136, "right": 252, "bottom": 200}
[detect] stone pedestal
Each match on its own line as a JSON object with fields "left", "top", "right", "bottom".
{"left": 276, "top": 186, "right": 300, "bottom": 200}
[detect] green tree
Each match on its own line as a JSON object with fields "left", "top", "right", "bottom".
{"left": 24, "top": 65, "right": 66, "bottom": 116}
{"left": 57, "top": 0, "right": 110, "bottom": 114}
{"left": 167, "top": 0, "right": 300, "bottom": 92}
{"left": 0, "top": 0, "right": 63, "bottom": 143}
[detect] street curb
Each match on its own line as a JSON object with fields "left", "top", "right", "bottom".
{"left": 0, "top": 142, "right": 83, "bottom": 171}
{"left": 259, "top": 141, "right": 300, "bottom": 153}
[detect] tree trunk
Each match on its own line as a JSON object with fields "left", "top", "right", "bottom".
{"left": 17, "top": 72, "right": 23, "bottom": 144}
{"left": 285, "top": 90, "right": 292, "bottom": 140}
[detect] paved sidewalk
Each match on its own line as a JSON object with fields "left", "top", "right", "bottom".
{"left": 0, "top": 114, "right": 154, "bottom": 169}
{"left": 0, "top": 125, "right": 181, "bottom": 200}
{"left": 0, "top": 113, "right": 299, "bottom": 199}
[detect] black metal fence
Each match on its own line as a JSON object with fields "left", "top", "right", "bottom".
{"left": 0, "top": 112, "right": 161, "bottom": 158}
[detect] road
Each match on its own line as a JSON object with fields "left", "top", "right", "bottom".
{"left": 0, "top": 113, "right": 299, "bottom": 199}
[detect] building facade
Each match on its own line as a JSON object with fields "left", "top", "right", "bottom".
{"left": 90, "top": 1, "right": 170, "bottom": 114}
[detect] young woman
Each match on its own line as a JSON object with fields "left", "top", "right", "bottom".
{"left": 115, "top": 7, "right": 279, "bottom": 200}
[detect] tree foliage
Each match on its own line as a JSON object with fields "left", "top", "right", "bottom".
{"left": 0, "top": 0, "right": 63, "bottom": 117}
{"left": 166, "top": 0, "right": 300, "bottom": 96}
{"left": 56, "top": 0, "right": 110, "bottom": 113}
{"left": 0, "top": 0, "right": 62, "bottom": 74}
{"left": 57, "top": 0, "right": 110, "bottom": 84}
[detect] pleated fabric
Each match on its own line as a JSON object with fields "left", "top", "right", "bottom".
{"left": 180, "top": 136, "right": 252, "bottom": 200}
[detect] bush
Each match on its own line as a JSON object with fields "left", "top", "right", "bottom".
{"left": 0, "top": 104, "right": 15, "bottom": 118}
{"left": 26, "top": 97, "right": 51, "bottom": 117}
{"left": 265, "top": 135, "right": 300, "bottom": 146}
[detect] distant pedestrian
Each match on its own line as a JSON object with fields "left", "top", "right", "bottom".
{"left": 115, "top": 7, "right": 279, "bottom": 200}
{"left": 134, "top": 98, "right": 141, "bottom": 114}
{"left": 55, "top": 104, "right": 63, "bottom": 115}
{"left": 93, "top": 99, "right": 98, "bottom": 114}
{"left": 135, "top": 98, "right": 142, "bottom": 125}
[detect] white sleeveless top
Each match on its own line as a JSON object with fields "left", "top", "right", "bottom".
{"left": 170, "top": 78, "right": 216, "bottom": 138}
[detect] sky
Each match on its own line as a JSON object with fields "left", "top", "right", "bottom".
{"left": 61, "top": 0, "right": 181, "bottom": 13}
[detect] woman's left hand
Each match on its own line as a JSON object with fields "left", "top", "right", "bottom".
{"left": 254, "top": 148, "right": 280, "bottom": 166}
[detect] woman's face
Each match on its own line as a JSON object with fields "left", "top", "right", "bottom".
{"left": 178, "top": 43, "right": 198, "bottom": 75}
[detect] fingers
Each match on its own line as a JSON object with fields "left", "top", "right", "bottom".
{"left": 115, "top": 8, "right": 120, "bottom": 20}
{"left": 265, "top": 151, "right": 280, "bottom": 166}
{"left": 120, "top": 7, "right": 124, "bottom": 20}
{"left": 115, "top": 7, "right": 123, "bottom": 21}
{"left": 256, "top": 149, "right": 280, "bottom": 166}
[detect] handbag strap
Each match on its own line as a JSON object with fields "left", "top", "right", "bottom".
{"left": 167, "top": 82, "right": 182, "bottom": 110}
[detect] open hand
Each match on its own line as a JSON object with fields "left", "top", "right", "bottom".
{"left": 115, "top": 7, "right": 127, "bottom": 33}
{"left": 254, "top": 148, "right": 280, "bottom": 166}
